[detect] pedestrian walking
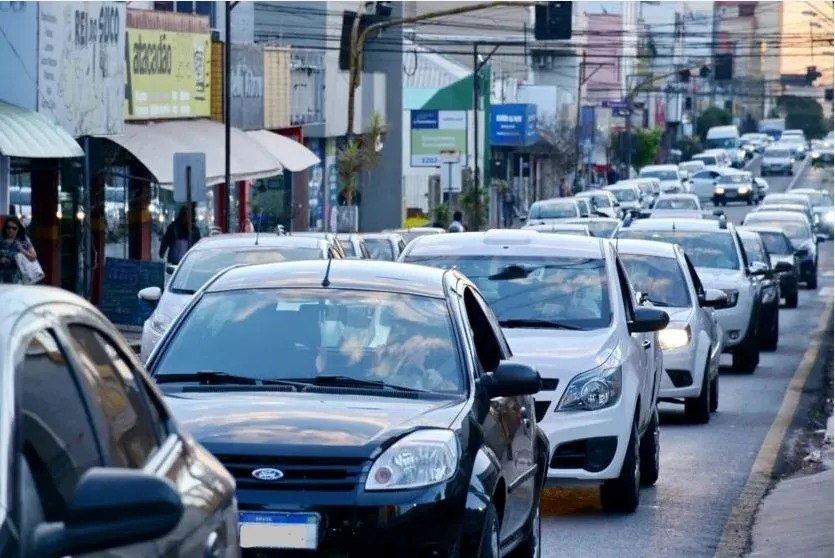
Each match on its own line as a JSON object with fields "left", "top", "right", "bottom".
{"left": 159, "top": 205, "right": 201, "bottom": 265}
{"left": 500, "top": 183, "right": 517, "bottom": 228}
{"left": 448, "top": 211, "right": 465, "bottom": 233}
{"left": 0, "top": 216, "right": 40, "bottom": 284}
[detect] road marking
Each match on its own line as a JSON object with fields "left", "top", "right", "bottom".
{"left": 786, "top": 157, "right": 812, "bottom": 191}
{"left": 713, "top": 296, "right": 834, "bottom": 558}
{"left": 819, "top": 287, "right": 833, "bottom": 298}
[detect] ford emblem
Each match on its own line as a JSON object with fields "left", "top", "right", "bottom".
{"left": 251, "top": 468, "right": 284, "bottom": 481}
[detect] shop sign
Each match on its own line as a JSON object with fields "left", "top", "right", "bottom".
{"left": 125, "top": 27, "right": 211, "bottom": 120}
{"left": 38, "top": 2, "right": 126, "bottom": 136}
{"left": 409, "top": 110, "right": 467, "bottom": 167}
{"left": 230, "top": 44, "right": 264, "bottom": 130}
{"left": 489, "top": 104, "right": 538, "bottom": 147}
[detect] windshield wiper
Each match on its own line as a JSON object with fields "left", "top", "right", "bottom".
{"left": 169, "top": 287, "right": 197, "bottom": 295}
{"left": 282, "top": 375, "right": 428, "bottom": 393}
{"left": 645, "top": 298, "right": 672, "bottom": 307}
{"left": 154, "top": 370, "right": 303, "bottom": 389}
{"left": 499, "top": 318, "right": 585, "bottom": 330}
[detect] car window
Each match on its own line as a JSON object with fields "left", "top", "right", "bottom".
{"left": 616, "top": 230, "right": 741, "bottom": 270}
{"left": 759, "top": 231, "right": 793, "bottom": 255}
{"left": 742, "top": 216, "right": 812, "bottom": 244}
{"left": 740, "top": 236, "right": 768, "bottom": 265}
{"left": 16, "top": 330, "right": 104, "bottom": 523}
{"left": 462, "top": 287, "right": 504, "bottom": 373}
{"left": 528, "top": 201, "right": 577, "bottom": 219}
{"left": 620, "top": 253, "right": 692, "bottom": 308}
{"left": 66, "top": 325, "right": 162, "bottom": 468}
{"left": 152, "top": 288, "right": 464, "bottom": 393}
{"left": 584, "top": 220, "right": 618, "bottom": 238}
{"left": 359, "top": 241, "right": 370, "bottom": 259}
{"left": 341, "top": 241, "right": 357, "bottom": 257}
{"left": 403, "top": 255, "right": 613, "bottom": 330}
{"left": 610, "top": 188, "right": 638, "bottom": 202}
{"left": 653, "top": 197, "right": 699, "bottom": 210}
{"left": 614, "top": 258, "right": 637, "bottom": 321}
{"left": 364, "top": 238, "right": 395, "bottom": 261}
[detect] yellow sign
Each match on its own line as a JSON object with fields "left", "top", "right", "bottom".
{"left": 125, "top": 28, "right": 211, "bottom": 120}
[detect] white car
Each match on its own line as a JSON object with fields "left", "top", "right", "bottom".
{"left": 615, "top": 216, "right": 764, "bottom": 374}
{"left": 137, "top": 233, "right": 332, "bottom": 361}
{"left": 523, "top": 198, "right": 581, "bottom": 226}
{"left": 650, "top": 193, "right": 704, "bottom": 219}
{"left": 761, "top": 146, "right": 794, "bottom": 176}
{"left": 639, "top": 164, "right": 687, "bottom": 194}
{"left": 690, "top": 166, "right": 732, "bottom": 202}
{"left": 575, "top": 189, "right": 621, "bottom": 219}
{"left": 604, "top": 183, "right": 643, "bottom": 214}
{"left": 616, "top": 239, "right": 726, "bottom": 423}
{"left": 400, "top": 230, "right": 670, "bottom": 513}
{"left": 525, "top": 222, "right": 592, "bottom": 236}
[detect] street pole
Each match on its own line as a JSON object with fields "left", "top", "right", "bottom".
{"left": 473, "top": 43, "right": 481, "bottom": 230}
{"left": 224, "top": 1, "right": 233, "bottom": 232}
{"left": 575, "top": 50, "right": 586, "bottom": 191}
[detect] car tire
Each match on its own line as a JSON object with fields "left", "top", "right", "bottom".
{"left": 685, "top": 362, "right": 711, "bottom": 424}
{"left": 760, "top": 307, "right": 779, "bottom": 351}
{"left": 709, "top": 376, "right": 719, "bottom": 413}
{"left": 507, "top": 505, "right": 541, "bottom": 558}
{"left": 479, "top": 502, "right": 501, "bottom": 558}
{"left": 600, "top": 421, "right": 640, "bottom": 514}
{"left": 639, "top": 408, "right": 660, "bottom": 487}
{"left": 785, "top": 289, "right": 799, "bottom": 308}
{"left": 732, "top": 324, "right": 760, "bottom": 374}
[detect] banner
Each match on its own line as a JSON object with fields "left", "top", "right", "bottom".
{"left": 409, "top": 110, "right": 467, "bottom": 167}
{"left": 230, "top": 43, "right": 264, "bottom": 130}
{"left": 125, "top": 27, "right": 211, "bottom": 120}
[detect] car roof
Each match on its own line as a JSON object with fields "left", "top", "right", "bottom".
{"left": 741, "top": 225, "right": 788, "bottom": 236}
{"left": 564, "top": 217, "right": 619, "bottom": 224}
{"left": 620, "top": 218, "right": 725, "bottom": 233}
{"left": 657, "top": 193, "right": 698, "bottom": 200}
{"left": 613, "top": 238, "right": 679, "bottom": 258}
{"left": 746, "top": 210, "right": 808, "bottom": 222}
{"left": 736, "top": 228, "right": 761, "bottom": 240}
{"left": 791, "top": 188, "right": 827, "bottom": 195}
{"left": 206, "top": 259, "right": 450, "bottom": 298}
{"left": 575, "top": 189, "right": 612, "bottom": 197}
{"left": 758, "top": 203, "right": 806, "bottom": 211}
{"left": 604, "top": 183, "right": 637, "bottom": 190}
{"left": 192, "top": 233, "right": 325, "bottom": 250}
{"left": 0, "top": 285, "right": 105, "bottom": 330}
{"left": 532, "top": 198, "right": 576, "bottom": 205}
{"left": 360, "top": 232, "right": 401, "bottom": 240}
{"left": 404, "top": 229, "right": 605, "bottom": 258}
{"left": 641, "top": 164, "right": 678, "bottom": 171}
{"left": 527, "top": 223, "right": 589, "bottom": 231}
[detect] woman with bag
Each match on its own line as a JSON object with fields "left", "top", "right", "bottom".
{"left": 0, "top": 216, "right": 40, "bottom": 284}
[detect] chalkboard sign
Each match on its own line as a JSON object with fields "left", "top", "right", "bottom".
{"left": 100, "top": 258, "right": 166, "bottom": 327}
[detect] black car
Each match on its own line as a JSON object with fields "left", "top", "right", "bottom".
{"left": 146, "top": 259, "right": 549, "bottom": 557}
{"left": 745, "top": 227, "right": 802, "bottom": 308}
{"left": 743, "top": 211, "right": 824, "bottom": 290}
{"left": 0, "top": 286, "right": 238, "bottom": 558}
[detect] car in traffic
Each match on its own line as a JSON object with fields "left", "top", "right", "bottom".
{"left": 0, "top": 286, "right": 238, "bottom": 558}
{"left": 290, "top": 232, "right": 349, "bottom": 258}
{"left": 562, "top": 217, "right": 622, "bottom": 238}
{"left": 525, "top": 222, "right": 592, "bottom": 236}
{"left": 690, "top": 166, "right": 731, "bottom": 202}
{"left": 359, "top": 232, "right": 407, "bottom": 260}
{"left": 523, "top": 198, "right": 581, "bottom": 226}
{"left": 137, "top": 233, "right": 334, "bottom": 361}
{"left": 789, "top": 188, "right": 834, "bottom": 239}
{"left": 778, "top": 136, "right": 808, "bottom": 160}
{"left": 650, "top": 193, "right": 703, "bottom": 219}
{"left": 811, "top": 142, "right": 834, "bottom": 166}
{"left": 145, "top": 259, "right": 549, "bottom": 557}
{"left": 754, "top": 203, "right": 817, "bottom": 231}
{"left": 615, "top": 239, "right": 725, "bottom": 423}
{"left": 740, "top": 132, "right": 771, "bottom": 153}
{"left": 639, "top": 164, "right": 687, "bottom": 194}
{"left": 760, "top": 146, "right": 795, "bottom": 176}
{"left": 615, "top": 216, "right": 764, "bottom": 374}
{"left": 336, "top": 233, "right": 371, "bottom": 258}
{"left": 737, "top": 228, "right": 784, "bottom": 351}
{"left": 742, "top": 210, "right": 824, "bottom": 289}
{"left": 712, "top": 170, "right": 759, "bottom": 206}
{"left": 679, "top": 159, "right": 706, "bottom": 176}
{"left": 690, "top": 152, "right": 724, "bottom": 168}
{"left": 384, "top": 226, "right": 446, "bottom": 244}
{"left": 604, "top": 183, "right": 643, "bottom": 214}
{"left": 615, "top": 179, "right": 658, "bottom": 208}
{"left": 743, "top": 226, "right": 802, "bottom": 308}
{"left": 760, "top": 193, "right": 818, "bottom": 229}
{"left": 400, "top": 230, "right": 670, "bottom": 514}
{"left": 574, "top": 189, "right": 621, "bottom": 219}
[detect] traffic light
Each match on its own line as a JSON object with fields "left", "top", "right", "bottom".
{"left": 338, "top": 4, "right": 393, "bottom": 71}
{"left": 714, "top": 54, "right": 733, "bottom": 81}
{"left": 806, "top": 66, "right": 822, "bottom": 85}
{"left": 678, "top": 69, "right": 691, "bottom": 82}
{"left": 534, "top": 2, "right": 572, "bottom": 41}
{"left": 699, "top": 65, "right": 711, "bottom": 78}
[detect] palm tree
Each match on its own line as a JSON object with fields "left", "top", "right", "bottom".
{"left": 336, "top": 112, "right": 387, "bottom": 205}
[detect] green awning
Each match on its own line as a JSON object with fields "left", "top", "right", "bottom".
{"left": 0, "top": 100, "right": 84, "bottom": 159}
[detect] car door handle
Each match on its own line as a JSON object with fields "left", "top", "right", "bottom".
{"left": 642, "top": 340, "right": 652, "bottom": 349}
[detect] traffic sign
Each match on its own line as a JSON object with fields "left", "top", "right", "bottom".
{"left": 439, "top": 150, "right": 462, "bottom": 194}
{"left": 173, "top": 152, "right": 206, "bottom": 203}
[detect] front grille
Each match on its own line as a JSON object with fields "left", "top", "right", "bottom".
{"left": 216, "top": 454, "right": 368, "bottom": 492}
{"left": 534, "top": 400, "right": 551, "bottom": 422}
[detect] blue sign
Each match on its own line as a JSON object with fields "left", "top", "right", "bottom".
{"left": 410, "top": 110, "right": 440, "bottom": 129}
{"left": 489, "top": 104, "right": 538, "bottom": 147}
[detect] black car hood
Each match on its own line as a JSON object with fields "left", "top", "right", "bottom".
{"left": 164, "top": 391, "right": 465, "bottom": 457}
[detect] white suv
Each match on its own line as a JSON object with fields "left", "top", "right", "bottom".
{"left": 615, "top": 216, "right": 764, "bottom": 374}
{"left": 616, "top": 239, "right": 727, "bottom": 423}
{"left": 400, "top": 230, "right": 670, "bottom": 514}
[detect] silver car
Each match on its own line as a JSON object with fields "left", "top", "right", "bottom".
{"left": 760, "top": 146, "right": 794, "bottom": 176}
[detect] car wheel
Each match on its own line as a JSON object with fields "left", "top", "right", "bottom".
{"left": 600, "top": 421, "right": 640, "bottom": 514}
{"left": 507, "top": 505, "right": 541, "bottom": 558}
{"left": 760, "top": 306, "right": 779, "bottom": 352}
{"left": 479, "top": 502, "right": 501, "bottom": 558}
{"left": 785, "top": 289, "right": 799, "bottom": 308}
{"left": 685, "top": 361, "right": 711, "bottom": 424}
{"left": 639, "top": 408, "right": 660, "bottom": 486}
{"left": 732, "top": 331, "right": 760, "bottom": 374}
{"left": 709, "top": 376, "right": 719, "bottom": 413}
{"left": 722, "top": 201, "right": 727, "bottom": 207}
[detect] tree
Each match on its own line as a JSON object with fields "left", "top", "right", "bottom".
{"left": 529, "top": 115, "right": 579, "bottom": 198}
{"left": 611, "top": 128, "right": 663, "bottom": 169}
{"left": 696, "top": 106, "right": 733, "bottom": 141}
{"left": 676, "top": 136, "right": 703, "bottom": 161}
{"left": 777, "top": 95, "right": 828, "bottom": 139}
{"left": 458, "top": 168, "right": 489, "bottom": 230}
{"left": 335, "top": 112, "right": 387, "bottom": 205}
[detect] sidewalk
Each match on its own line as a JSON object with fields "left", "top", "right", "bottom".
{"left": 748, "top": 418, "right": 834, "bottom": 558}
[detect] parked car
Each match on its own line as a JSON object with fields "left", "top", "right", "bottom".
{"left": 616, "top": 239, "right": 725, "bottom": 423}
{"left": 359, "top": 232, "right": 407, "bottom": 260}
{"left": 145, "top": 259, "right": 548, "bottom": 556}
{"left": 400, "top": 230, "right": 670, "bottom": 514}
{"left": 0, "top": 286, "right": 238, "bottom": 558}
{"left": 744, "top": 226, "right": 802, "bottom": 307}
{"left": 760, "top": 146, "right": 795, "bottom": 176}
{"left": 743, "top": 210, "right": 824, "bottom": 289}
{"left": 616, "top": 216, "right": 763, "bottom": 374}
{"left": 137, "top": 234, "right": 334, "bottom": 362}
{"left": 523, "top": 198, "right": 581, "bottom": 226}
{"left": 791, "top": 188, "right": 834, "bottom": 239}
{"left": 737, "top": 228, "right": 784, "bottom": 351}
{"left": 336, "top": 233, "right": 371, "bottom": 258}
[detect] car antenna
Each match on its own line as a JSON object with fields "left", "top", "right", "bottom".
{"left": 321, "top": 252, "right": 333, "bottom": 287}
{"left": 254, "top": 210, "right": 264, "bottom": 245}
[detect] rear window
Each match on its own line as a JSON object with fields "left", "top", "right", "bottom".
{"left": 693, "top": 155, "right": 717, "bottom": 165}
{"left": 759, "top": 232, "right": 793, "bottom": 255}
{"left": 765, "top": 150, "right": 790, "bottom": 158}
{"left": 615, "top": 230, "right": 740, "bottom": 270}
{"left": 364, "top": 239, "right": 395, "bottom": 261}
{"left": 610, "top": 188, "right": 637, "bottom": 202}
{"left": 529, "top": 202, "right": 577, "bottom": 219}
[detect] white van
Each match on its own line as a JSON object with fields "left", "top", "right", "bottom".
{"left": 705, "top": 125, "right": 746, "bottom": 168}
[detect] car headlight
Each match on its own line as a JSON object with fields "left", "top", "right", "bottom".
{"left": 812, "top": 151, "right": 820, "bottom": 158}
{"left": 365, "top": 429, "right": 459, "bottom": 491}
{"left": 658, "top": 322, "right": 691, "bottom": 351}
{"left": 720, "top": 289, "right": 739, "bottom": 307}
{"left": 825, "top": 211, "right": 834, "bottom": 223}
{"left": 738, "top": 186, "right": 749, "bottom": 194}
{"left": 715, "top": 187, "right": 725, "bottom": 194}
{"left": 557, "top": 365, "right": 622, "bottom": 412}
{"left": 149, "top": 311, "right": 172, "bottom": 334}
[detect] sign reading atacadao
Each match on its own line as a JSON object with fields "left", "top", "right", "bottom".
{"left": 125, "top": 27, "right": 211, "bottom": 120}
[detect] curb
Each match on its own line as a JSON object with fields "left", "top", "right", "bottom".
{"left": 713, "top": 296, "right": 835, "bottom": 558}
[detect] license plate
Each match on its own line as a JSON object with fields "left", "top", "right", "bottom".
{"left": 239, "top": 512, "right": 319, "bottom": 550}
{"left": 725, "top": 191, "right": 737, "bottom": 198}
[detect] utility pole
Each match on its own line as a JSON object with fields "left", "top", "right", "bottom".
{"left": 224, "top": 1, "right": 238, "bottom": 231}
{"left": 572, "top": 50, "right": 608, "bottom": 191}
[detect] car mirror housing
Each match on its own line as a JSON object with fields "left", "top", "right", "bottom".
{"left": 30, "top": 468, "right": 183, "bottom": 558}
{"left": 138, "top": 286, "right": 162, "bottom": 304}
{"left": 701, "top": 288, "right": 730, "bottom": 309}
{"left": 628, "top": 307, "right": 670, "bottom": 333}
{"left": 748, "top": 261, "right": 770, "bottom": 276}
{"left": 795, "top": 248, "right": 810, "bottom": 257}
{"left": 481, "top": 360, "right": 541, "bottom": 398}
{"left": 773, "top": 261, "right": 793, "bottom": 273}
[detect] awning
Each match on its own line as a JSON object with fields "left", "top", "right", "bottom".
{"left": 96, "top": 120, "right": 283, "bottom": 188}
{"left": 0, "top": 100, "right": 84, "bottom": 159}
{"left": 246, "top": 129, "right": 321, "bottom": 173}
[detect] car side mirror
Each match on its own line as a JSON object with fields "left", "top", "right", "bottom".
{"left": 748, "top": 261, "right": 770, "bottom": 276}
{"left": 701, "top": 288, "right": 729, "bottom": 308}
{"left": 481, "top": 360, "right": 541, "bottom": 398}
{"left": 165, "top": 264, "right": 176, "bottom": 275}
{"left": 628, "top": 307, "right": 670, "bottom": 333}
{"left": 712, "top": 209, "right": 725, "bottom": 217}
{"left": 29, "top": 468, "right": 183, "bottom": 558}
{"left": 795, "top": 248, "right": 809, "bottom": 257}
{"left": 773, "top": 261, "right": 793, "bottom": 273}
{"left": 138, "top": 286, "right": 162, "bottom": 305}
{"left": 816, "top": 233, "right": 827, "bottom": 243}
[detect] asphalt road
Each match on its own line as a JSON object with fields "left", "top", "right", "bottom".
{"left": 540, "top": 156, "right": 834, "bottom": 558}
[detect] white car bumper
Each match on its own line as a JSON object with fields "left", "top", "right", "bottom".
{"left": 659, "top": 343, "right": 702, "bottom": 399}
{"left": 715, "top": 300, "right": 753, "bottom": 350}
{"left": 140, "top": 320, "right": 164, "bottom": 363}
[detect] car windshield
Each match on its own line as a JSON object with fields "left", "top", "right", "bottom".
{"left": 579, "top": 194, "right": 613, "bottom": 208}
{"left": 403, "top": 256, "right": 612, "bottom": 330}
{"left": 800, "top": 193, "right": 833, "bottom": 207}
{"left": 619, "top": 254, "right": 691, "bottom": 308}
{"left": 763, "top": 196, "right": 807, "bottom": 208}
{"left": 706, "top": 137, "right": 737, "bottom": 149}
{"left": 583, "top": 220, "right": 618, "bottom": 238}
{"left": 758, "top": 231, "right": 793, "bottom": 255}
{"left": 340, "top": 241, "right": 357, "bottom": 257}
{"left": 679, "top": 163, "right": 703, "bottom": 172}
{"left": 640, "top": 169, "right": 679, "bottom": 180}
{"left": 743, "top": 216, "right": 812, "bottom": 244}
{"left": 740, "top": 236, "right": 767, "bottom": 265}
{"left": 616, "top": 230, "right": 740, "bottom": 270}
{"left": 152, "top": 289, "right": 463, "bottom": 393}
{"left": 575, "top": 199, "right": 590, "bottom": 217}
{"left": 717, "top": 174, "right": 749, "bottom": 184}
{"left": 653, "top": 197, "right": 699, "bottom": 210}
{"left": 364, "top": 239, "right": 395, "bottom": 260}
{"left": 693, "top": 156, "right": 717, "bottom": 165}
{"left": 529, "top": 202, "right": 577, "bottom": 219}
{"left": 765, "top": 150, "right": 791, "bottom": 158}
{"left": 610, "top": 189, "right": 637, "bottom": 202}
{"left": 168, "top": 247, "right": 322, "bottom": 294}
